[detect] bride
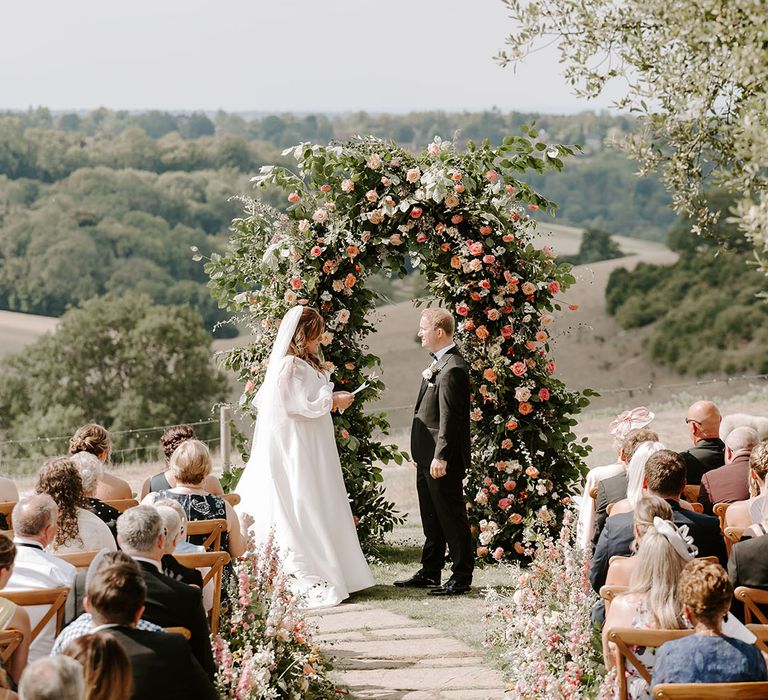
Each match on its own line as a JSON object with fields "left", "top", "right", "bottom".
{"left": 236, "top": 305, "right": 374, "bottom": 608}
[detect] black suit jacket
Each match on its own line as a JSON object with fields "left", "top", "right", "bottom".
{"left": 162, "top": 554, "right": 204, "bottom": 588}
{"left": 134, "top": 560, "right": 215, "bottom": 680}
{"left": 589, "top": 499, "right": 727, "bottom": 592}
{"left": 105, "top": 626, "right": 217, "bottom": 700}
{"left": 728, "top": 534, "right": 768, "bottom": 621}
{"left": 411, "top": 347, "right": 471, "bottom": 472}
{"left": 679, "top": 438, "right": 725, "bottom": 485}
{"left": 592, "top": 472, "right": 628, "bottom": 547}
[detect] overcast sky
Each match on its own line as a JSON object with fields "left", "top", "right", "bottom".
{"left": 0, "top": 0, "right": 621, "bottom": 115}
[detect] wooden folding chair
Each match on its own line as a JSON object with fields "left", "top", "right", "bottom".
{"left": 607, "top": 627, "right": 693, "bottom": 700}
{"left": 713, "top": 502, "right": 730, "bottom": 533}
{"left": 734, "top": 586, "right": 768, "bottom": 625}
{"left": 0, "top": 588, "right": 69, "bottom": 643}
{"left": 101, "top": 498, "right": 139, "bottom": 513}
{"left": 599, "top": 584, "right": 628, "bottom": 616}
{"left": 682, "top": 485, "right": 700, "bottom": 503}
{"left": 164, "top": 626, "right": 191, "bottom": 640}
{"left": 745, "top": 623, "right": 768, "bottom": 653}
{"left": 0, "top": 502, "right": 16, "bottom": 530}
{"left": 175, "top": 551, "right": 231, "bottom": 636}
{"left": 724, "top": 526, "right": 745, "bottom": 546}
{"left": 653, "top": 682, "right": 768, "bottom": 699}
{"left": 690, "top": 502, "right": 704, "bottom": 513}
{"left": 222, "top": 493, "right": 241, "bottom": 507}
{"left": 0, "top": 629, "right": 23, "bottom": 665}
{"left": 186, "top": 519, "right": 227, "bottom": 552}
{"left": 55, "top": 550, "right": 101, "bottom": 569}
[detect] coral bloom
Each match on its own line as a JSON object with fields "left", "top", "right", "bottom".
{"left": 504, "top": 481, "right": 516, "bottom": 493}
{"left": 525, "top": 466, "right": 540, "bottom": 479}
{"left": 483, "top": 368, "right": 497, "bottom": 383}
{"left": 505, "top": 419, "right": 519, "bottom": 431}
{"left": 538, "top": 388, "right": 550, "bottom": 401}
{"left": 288, "top": 192, "right": 301, "bottom": 203}
{"left": 410, "top": 207, "right": 423, "bottom": 219}
{"left": 518, "top": 401, "right": 533, "bottom": 415}
{"left": 535, "top": 331, "right": 548, "bottom": 342}
{"left": 320, "top": 184, "right": 332, "bottom": 193}
{"left": 521, "top": 282, "right": 536, "bottom": 296}
{"left": 493, "top": 547, "right": 505, "bottom": 561}
{"left": 475, "top": 325, "right": 490, "bottom": 340}
{"left": 289, "top": 277, "right": 303, "bottom": 290}
{"left": 548, "top": 281, "right": 561, "bottom": 294}
{"left": 346, "top": 245, "right": 360, "bottom": 258}
{"left": 310, "top": 246, "right": 323, "bottom": 257}
{"left": 477, "top": 546, "right": 489, "bottom": 558}
{"left": 344, "top": 274, "right": 357, "bottom": 288}
{"left": 341, "top": 179, "right": 355, "bottom": 193}
{"left": 500, "top": 325, "right": 514, "bottom": 340}
{"left": 508, "top": 512, "right": 523, "bottom": 524}
{"left": 455, "top": 302, "right": 469, "bottom": 317}
{"left": 511, "top": 361, "right": 527, "bottom": 377}
{"left": 450, "top": 255, "right": 462, "bottom": 269}
{"left": 468, "top": 242, "right": 484, "bottom": 256}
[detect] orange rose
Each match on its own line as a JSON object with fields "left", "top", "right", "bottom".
{"left": 450, "top": 255, "right": 462, "bottom": 269}
{"left": 505, "top": 419, "right": 519, "bottom": 431}
{"left": 483, "top": 368, "right": 497, "bottom": 383}
{"left": 514, "top": 542, "right": 526, "bottom": 555}
{"left": 475, "top": 325, "right": 490, "bottom": 340}
{"left": 525, "top": 466, "right": 539, "bottom": 479}
{"left": 344, "top": 273, "right": 357, "bottom": 288}
{"left": 508, "top": 512, "right": 523, "bottom": 524}
{"left": 519, "top": 402, "right": 533, "bottom": 415}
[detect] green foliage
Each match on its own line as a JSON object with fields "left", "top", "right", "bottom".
{"left": 207, "top": 132, "right": 592, "bottom": 558}
{"left": 562, "top": 227, "right": 624, "bottom": 265}
{"left": 606, "top": 206, "right": 768, "bottom": 375}
{"left": 0, "top": 294, "right": 228, "bottom": 472}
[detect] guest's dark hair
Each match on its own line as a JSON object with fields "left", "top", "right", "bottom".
{"left": 644, "top": 450, "right": 686, "bottom": 497}
{"left": 63, "top": 633, "right": 132, "bottom": 700}
{"left": 86, "top": 558, "right": 146, "bottom": 626}
{"left": 622, "top": 427, "right": 660, "bottom": 461}
{"left": 288, "top": 307, "right": 324, "bottom": 371}
{"left": 0, "top": 534, "right": 16, "bottom": 571}
{"left": 36, "top": 457, "right": 87, "bottom": 549}
{"left": 160, "top": 424, "right": 197, "bottom": 462}
{"left": 69, "top": 423, "right": 112, "bottom": 462}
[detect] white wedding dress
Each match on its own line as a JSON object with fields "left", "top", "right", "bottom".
{"left": 236, "top": 354, "right": 374, "bottom": 608}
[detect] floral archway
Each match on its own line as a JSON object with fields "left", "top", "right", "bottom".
{"left": 206, "top": 131, "right": 592, "bottom": 561}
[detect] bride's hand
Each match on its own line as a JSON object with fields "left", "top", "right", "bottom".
{"left": 332, "top": 391, "right": 355, "bottom": 413}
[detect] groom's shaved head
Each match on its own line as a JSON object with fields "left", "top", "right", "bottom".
{"left": 421, "top": 308, "right": 455, "bottom": 337}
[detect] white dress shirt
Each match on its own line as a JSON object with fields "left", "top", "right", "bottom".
{"left": 7, "top": 537, "right": 77, "bottom": 661}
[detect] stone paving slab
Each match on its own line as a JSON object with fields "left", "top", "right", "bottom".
{"left": 313, "top": 602, "right": 507, "bottom": 699}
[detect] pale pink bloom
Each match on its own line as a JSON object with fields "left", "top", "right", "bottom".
{"left": 298, "top": 219, "right": 310, "bottom": 232}
{"left": 521, "top": 281, "right": 537, "bottom": 296}
{"left": 406, "top": 167, "right": 421, "bottom": 183}
{"left": 367, "top": 153, "right": 382, "bottom": 169}
{"left": 444, "top": 193, "right": 459, "bottom": 208}
{"left": 312, "top": 209, "right": 329, "bottom": 224}
{"left": 365, "top": 189, "right": 379, "bottom": 202}
{"left": 341, "top": 179, "right": 355, "bottom": 193}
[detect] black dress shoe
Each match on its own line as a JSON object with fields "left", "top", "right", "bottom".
{"left": 393, "top": 572, "right": 440, "bottom": 588}
{"left": 429, "top": 580, "right": 470, "bottom": 596}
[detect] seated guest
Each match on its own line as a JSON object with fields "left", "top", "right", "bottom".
{"left": 69, "top": 452, "right": 119, "bottom": 527}
{"left": 725, "top": 440, "right": 768, "bottom": 532}
{"left": 5, "top": 495, "right": 77, "bottom": 660}
{"left": 679, "top": 400, "right": 725, "bottom": 485}
{"left": 576, "top": 407, "right": 655, "bottom": 549}
{"left": 605, "top": 496, "right": 674, "bottom": 586}
{"left": 652, "top": 559, "right": 768, "bottom": 689}
{"left": 62, "top": 633, "right": 131, "bottom": 700}
{"left": 590, "top": 450, "right": 726, "bottom": 592}
{"left": 603, "top": 516, "right": 693, "bottom": 700}
{"left": 80, "top": 553, "right": 216, "bottom": 699}
{"left": 143, "top": 440, "right": 248, "bottom": 558}
{"left": 153, "top": 505, "right": 203, "bottom": 589}
{"left": 52, "top": 553, "right": 163, "bottom": 655}
{"left": 116, "top": 506, "right": 215, "bottom": 679}
{"left": 18, "top": 656, "right": 84, "bottom": 700}
{"left": 68, "top": 423, "right": 131, "bottom": 501}
{"left": 139, "top": 425, "right": 223, "bottom": 500}
{"left": 600, "top": 441, "right": 666, "bottom": 517}
{"left": 592, "top": 427, "right": 659, "bottom": 547}
{"left": 149, "top": 499, "right": 204, "bottom": 554}
{"left": 35, "top": 458, "right": 115, "bottom": 554}
{"left": 0, "top": 535, "right": 31, "bottom": 686}
{"left": 698, "top": 426, "right": 757, "bottom": 515}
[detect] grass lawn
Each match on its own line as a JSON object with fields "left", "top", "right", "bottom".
{"left": 348, "top": 520, "right": 513, "bottom": 667}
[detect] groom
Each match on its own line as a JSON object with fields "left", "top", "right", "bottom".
{"left": 395, "top": 308, "right": 474, "bottom": 595}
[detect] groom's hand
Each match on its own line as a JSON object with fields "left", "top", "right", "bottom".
{"left": 332, "top": 391, "right": 355, "bottom": 413}
{"left": 430, "top": 458, "right": 447, "bottom": 479}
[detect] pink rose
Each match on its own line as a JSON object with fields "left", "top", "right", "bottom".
{"left": 284, "top": 290, "right": 297, "bottom": 303}
{"left": 365, "top": 190, "right": 379, "bottom": 202}
{"left": 341, "top": 179, "right": 355, "bottom": 193}
{"left": 519, "top": 401, "right": 533, "bottom": 415}
{"left": 451, "top": 214, "right": 463, "bottom": 225}
{"left": 416, "top": 233, "right": 427, "bottom": 243}
{"left": 454, "top": 184, "right": 465, "bottom": 193}
{"left": 381, "top": 176, "right": 392, "bottom": 186}
{"left": 389, "top": 233, "right": 403, "bottom": 245}
{"left": 410, "top": 207, "right": 423, "bottom": 219}
{"left": 455, "top": 302, "right": 469, "bottom": 317}
{"left": 367, "top": 153, "right": 382, "bottom": 169}
{"left": 298, "top": 219, "right": 310, "bottom": 233}
{"left": 498, "top": 498, "right": 511, "bottom": 511}
{"left": 502, "top": 234, "right": 514, "bottom": 242}
{"left": 245, "top": 379, "right": 255, "bottom": 393}
{"left": 310, "top": 246, "right": 323, "bottom": 257}
{"left": 288, "top": 192, "right": 301, "bottom": 203}
{"left": 312, "top": 209, "right": 329, "bottom": 224}
{"left": 479, "top": 279, "right": 491, "bottom": 290}
{"left": 468, "top": 242, "right": 484, "bottom": 256}
{"left": 535, "top": 330, "right": 548, "bottom": 342}
{"left": 548, "top": 281, "right": 561, "bottom": 294}
{"left": 508, "top": 512, "right": 523, "bottom": 524}
{"left": 428, "top": 142, "right": 441, "bottom": 156}
{"left": 500, "top": 325, "right": 514, "bottom": 340}
{"left": 528, "top": 203, "right": 538, "bottom": 211}
{"left": 485, "top": 170, "right": 500, "bottom": 183}
{"left": 289, "top": 277, "right": 303, "bottom": 290}
{"left": 336, "top": 309, "right": 350, "bottom": 325}
{"left": 486, "top": 308, "right": 500, "bottom": 321}
{"left": 538, "top": 388, "right": 550, "bottom": 401}
{"left": 505, "top": 184, "right": 516, "bottom": 194}
{"left": 480, "top": 225, "right": 493, "bottom": 236}
{"left": 492, "top": 547, "right": 504, "bottom": 561}
{"left": 512, "top": 362, "right": 527, "bottom": 377}
{"left": 340, "top": 428, "right": 350, "bottom": 440}
{"left": 483, "top": 368, "right": 497, "bottom": 383}
{"left": 521, "top": 281, "right": 536, "bottom": 296}
{"left": 320, "top": 184, "right": 332, "bottom": 193}
{"left": 541, "top": 314, "right": 554, "bottom": 326}
{"left": 545, "top": 360, "right": 556, "bottom": 374}
{"left": 477, "top": 546, "right": 489, "bottom": 558}
{"left": 525, "top": 466, "right": 539, "bottom": 478}
{"left": 501, "top": 439, "right": 513, "bottom": 450}
{"left": 369, "top": 209, "right": 384, "bottom": 224}
{"left": 569, "top": 303, "right": 580, "bottom": 311}
{"left": 444, "top": 193, "right": 459, "bottom": 208}
{"left": 482, "top": 254, "right": 496, "bottom": 264}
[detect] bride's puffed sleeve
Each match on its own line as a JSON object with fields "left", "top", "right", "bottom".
{"left": 277, "top": 357, "right": 333, "bottom": 418}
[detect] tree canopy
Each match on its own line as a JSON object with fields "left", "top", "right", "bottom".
{"left": 499, "top": 0, "right": 768, "bottom": 269}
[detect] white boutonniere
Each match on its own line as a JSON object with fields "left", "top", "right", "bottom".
{"left": 422, "top": 366, "right": 436, "bottom": 382}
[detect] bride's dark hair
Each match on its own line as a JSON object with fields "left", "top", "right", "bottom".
{"left": 287, "top": 307, "right": 324, "bottom": 370}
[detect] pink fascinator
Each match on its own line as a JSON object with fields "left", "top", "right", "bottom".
{"left": 608, "top": 406, "right": 655, "bottom": 440}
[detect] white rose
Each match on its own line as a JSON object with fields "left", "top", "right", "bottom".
{"left": 297, "top": 219, "right": 310, "bottom": 232}
{"left": 406, "top": 167, "right": 421, "bottom": 183}
{"left": 515, "top": 387, "right": 531, "bottom": 402}
{"left": 336, "top": 309, "right": 350, "bottom": 324}
{"left": 312, "top": 209, "right": 328, "bottom": 224}
{"left": 367, "top": 153, "right": 382, "bottom": 169}
{"left": 428, "top": 143, "right": 441, "bottom": 156}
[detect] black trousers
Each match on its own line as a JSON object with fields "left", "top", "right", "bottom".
{"left": 416, "top": 463, "right": 474, "bottom": 585}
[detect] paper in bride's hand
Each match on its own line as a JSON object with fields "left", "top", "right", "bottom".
{"left": 350, "top": 372, "right": 376, "bottom": 396}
